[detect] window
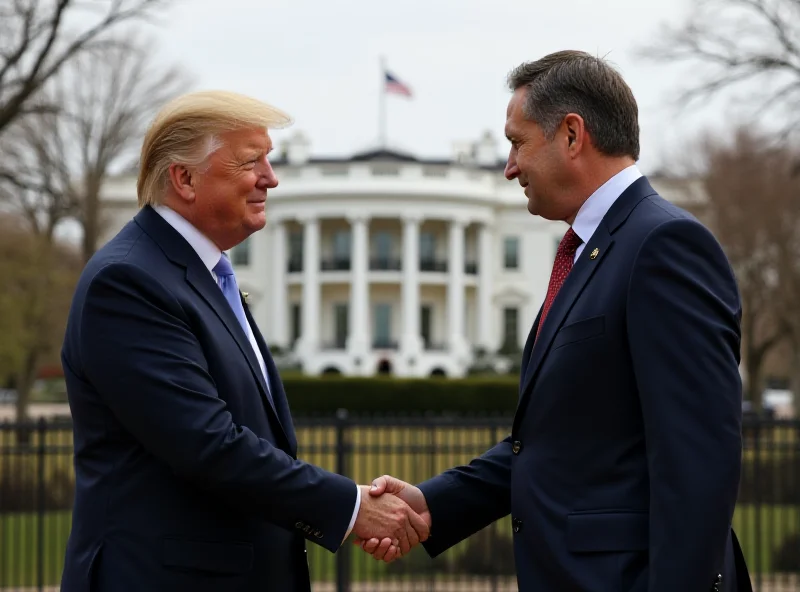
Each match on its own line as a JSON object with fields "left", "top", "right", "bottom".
{"left": 288, "top": 230, "right": 303, "bottom": 271}
{"left": 420, "top": 305, "right": 432, "bottom": 348}
{"left": 333, "top": 229, "right": 350, "bottom": 262}
{"left": 374, "top": 232, "right": 393, "bottom": 260}
{"left": 504, "top": 236, "right": 519, "bottom": 269}
{"left": 374, "top": 303, "right": 392, "bottom": 346}
{"left": 501, "top": 307, "right": 519, "bottom": 353}
{"left": 420, "top": 232, "right": 436, "bottom": 262}
{"left": 231, "top": 236, "right": 250, "bottom": 266}
{"left": 334, "top": 303, "right": 348, "bottom": 349}
{"left": 291, "top": 304, "right": 301, "bottom": 346}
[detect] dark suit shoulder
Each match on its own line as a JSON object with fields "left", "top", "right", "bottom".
{"left": 622, "top": 191, "right": 717, "bottom": 249}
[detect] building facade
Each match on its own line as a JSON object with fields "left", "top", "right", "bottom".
{"left": 98, "top": 131, "right": 706, "bottom": 377}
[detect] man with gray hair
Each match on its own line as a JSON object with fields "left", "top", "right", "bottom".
{"left": 59, "top": 90, "right": 428, "bottom": 592}
{"left": 361, "top": 50, "right": 752, "bottom": 591}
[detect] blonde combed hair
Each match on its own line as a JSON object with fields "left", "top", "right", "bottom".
{"left": 137, "top": 90, "right": 293, "bottom": 207}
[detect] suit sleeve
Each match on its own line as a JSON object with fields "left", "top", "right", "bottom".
{"left": 77, "top": 262, "right": 357, "bottom": 552}
{"left": 418, "top": 437, "right": 513, "bottom": 557}
{"left": 627, "top": 218, "right": 743, "bottom": 591}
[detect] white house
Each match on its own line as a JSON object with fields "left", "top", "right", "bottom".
{"left": 98, "top": 131, "right": 705, "bottom": 378}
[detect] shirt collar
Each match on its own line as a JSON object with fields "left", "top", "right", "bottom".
{"left": 153, "top": 204, "right": 222, "bottom": 273}
{"left": 571, "top": 164, "right": 642, "bottom": 244}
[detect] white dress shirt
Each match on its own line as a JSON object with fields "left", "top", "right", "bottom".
{"left": 570, "top": 164, "right": 642, "bottom": 260}
{"left": 153, "top": 205, "right": 361, "bottom": 541}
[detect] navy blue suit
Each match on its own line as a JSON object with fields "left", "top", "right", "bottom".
{"left": 60, "top": 206, "right": 356, "bottom": 591}
{"left": 419, "top": 177, "right": 751, "bottom": 591}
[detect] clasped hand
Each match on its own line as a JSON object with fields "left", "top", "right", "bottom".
{"left": 352, "top": 475, "right": 430, "bottom": 562}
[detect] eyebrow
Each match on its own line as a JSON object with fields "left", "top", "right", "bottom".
{"left": 238, "top": 145, "right": 273, "bottom": 158}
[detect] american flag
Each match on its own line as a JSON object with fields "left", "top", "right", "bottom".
{"left": 384, "top": 71, "right": 412, "bottom": 97}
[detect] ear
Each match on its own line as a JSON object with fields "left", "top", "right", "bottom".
{"left": 167, "top": 163, "right": 197, "bottom": 203}
{"left": 562, "top": 113, "right": 586, "bottom": 157}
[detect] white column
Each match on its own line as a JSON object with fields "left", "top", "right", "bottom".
{"left": 477, "top": 222, "right": 493, "bottom": 350}
{"left": 448, "top": 218, "right": 468, "bottom": 357}
{"left": 401, "top": 215, "right": 422, "bottom": 362}
{"left": 270, "top": 218, "right": 288, "bottom": 347}
{"left": 299, "top": 216, "right": 320, "bottom": 357}
{"left": 347, "top": 214, "right": 370, "bottom": 371}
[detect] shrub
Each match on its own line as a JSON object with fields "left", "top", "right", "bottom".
{"left": 283, "top": 376, "right": 519, "bottom": 416}
{"left": 773, "top": 533, "right": 800, "bottom": 572}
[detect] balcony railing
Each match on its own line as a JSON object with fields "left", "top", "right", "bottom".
{"left": 369, "top": 258, "right": 402, "bottom": 271}
{"left": 420, "top": 259, "right": 447, "bottom": 272}
{"left": 320, "top": 258, "right": 351, "bottom": 271}
{"left": 372, "top": 339, "right": 399, "bottom": 350}
{"left": 424, "top": 341, "right": 448, "bottom": 351}
{"left": 320, "top": 341, "right": 347, "bottom": 350}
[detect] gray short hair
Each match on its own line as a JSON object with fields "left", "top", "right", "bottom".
{"left": 507, "top": 50, "right": 640, "bottom": 161}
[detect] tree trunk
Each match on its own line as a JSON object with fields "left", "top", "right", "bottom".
{"left": 82, "top": 182, "right": 99, "bottom": 264}
{"left": 744, "top": 350, "right": 763, "bottom": 411}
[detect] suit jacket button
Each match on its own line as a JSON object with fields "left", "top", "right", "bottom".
{"left": 512, "top": 441, "right": 522, "bottom": 455}
{"left": 512, "top": 518, "right": 523, "bottom": 533}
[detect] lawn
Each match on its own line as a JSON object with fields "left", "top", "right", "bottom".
{"left": 1, "top": 504, "right": 796, "bottom": 587}
{"left": 1, "top": 421, "right": 797, "bottom": 586}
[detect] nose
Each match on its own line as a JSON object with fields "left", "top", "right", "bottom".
{"left": 504, "top": 151, "right": 519, "bottom": 180}
{"left": 256, "top": 158, "right": 279, "bottom": 189}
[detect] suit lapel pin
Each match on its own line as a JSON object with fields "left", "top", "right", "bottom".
{"left": 589, "top": 247, "right": 599, "bottom": 260}
{"left": 241, "top": 291, "right": 250, "bottom": 304}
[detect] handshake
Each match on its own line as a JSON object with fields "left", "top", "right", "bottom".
{"left": 350, "top": 475, "right": 429, "bottom": 562}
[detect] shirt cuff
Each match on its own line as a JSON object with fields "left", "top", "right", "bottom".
{"left": 342, "top": 484, "right": 361, "bottom": 543}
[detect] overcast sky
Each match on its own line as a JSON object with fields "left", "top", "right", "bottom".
{"left": 123, "top": 0, "right": 754, "bottom": 174}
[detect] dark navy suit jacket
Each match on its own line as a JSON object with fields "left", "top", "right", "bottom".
{"left": 60, "top": 206, "right": 356, "bottom": 592}
{"left": 419, "top": 177, "right": 751, "bottom": 592}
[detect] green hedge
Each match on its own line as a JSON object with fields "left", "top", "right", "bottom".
{"left": 282, "top": 376, "right": 520, "bottom": 416}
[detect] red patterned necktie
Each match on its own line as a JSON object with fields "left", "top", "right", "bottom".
{"left": 536, "top": 227, "right": 583, "bottom": 340}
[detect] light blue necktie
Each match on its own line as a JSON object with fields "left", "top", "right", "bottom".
{"left": 213, "top": 254, "right": 272, "bottom": 400}
{"left": 213, "top": 253, "right": 251, "bottom": 339}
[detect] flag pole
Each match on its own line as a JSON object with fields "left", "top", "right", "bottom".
{"left": 379, "top": 55, "right": 387, "bottom": 149}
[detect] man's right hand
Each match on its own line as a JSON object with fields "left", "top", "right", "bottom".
{"left": 352, "top": 483, "right": 429, "bottom": 561}
{"left": 354, "top": 475, "right": 431, "bottom": 561}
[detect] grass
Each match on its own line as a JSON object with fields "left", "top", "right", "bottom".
{"left": 1, "top": 505, "right": 796, "bottom": 587}
{"left": 0, "top": 422, "right": 798, "bottom": 586}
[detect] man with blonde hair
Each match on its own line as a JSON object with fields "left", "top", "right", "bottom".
{"left": 59, "top": 90, "right": 428, "bottom": 592}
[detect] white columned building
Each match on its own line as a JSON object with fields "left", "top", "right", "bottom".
{"left": 477, "top": 223, "right": 493, "bottom": 350}
{"left": 447, "top": 218, "right": 468, "bottom": 360}
{"left": 269, "top": 218, "right": 288, "bottom": 346}
{"left": 347, "top": 213, "right": 370, "bottom": 374}
{"left": 298, "top": 215, "right": 320, "bottom": 358}
{"left": 400, "top": 214, "right": 422, "bottom": 374}
{"left": 95, "top": 131, "right": 706, "bottom": 378}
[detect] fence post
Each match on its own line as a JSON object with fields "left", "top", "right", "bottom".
{"left": 37, "top": 417, "right": 46, "bottom": 592}
{"left": 335, "top": 408, "right": 351, "bottom": 592}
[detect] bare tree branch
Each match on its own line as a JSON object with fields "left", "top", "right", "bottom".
{"left": 0, "top": 0, "right": 174, "bottom": 136}
{"left": 639, "top": 0, "right": 800, "bottom": 128}
{"left": 684, "top": 124, "right": 800, "bottom": 407}
{"left": 0, "top": 31, "right": 191, "bottom": 260}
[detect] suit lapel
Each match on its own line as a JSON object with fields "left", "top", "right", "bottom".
{"left": 184, "top": 266, "right": 287, "bottom": 437}
{"left": 514, "top": 176, "right": 658, "bottom": 422}
{"left": 242, "top": 299, "right": 298, "bottom": 456}
{"left": 133, "top": 206, "right": 289, "bottom": 445}
{"left": 519, "top": 227, "right": 614, "bottom": 399}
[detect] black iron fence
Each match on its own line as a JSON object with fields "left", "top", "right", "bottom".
{"left": 0, "top": 414, "right": 798, "bottom": 591}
